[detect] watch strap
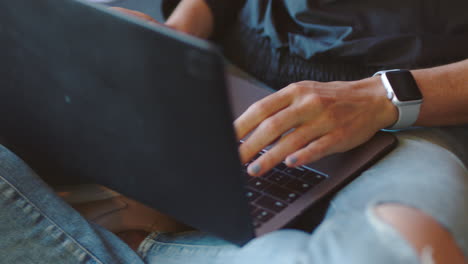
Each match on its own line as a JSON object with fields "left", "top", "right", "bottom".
{"left": 390, "top": 102, "right": 421, "bottom": 130}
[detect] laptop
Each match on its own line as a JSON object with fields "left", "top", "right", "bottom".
{"left": 0, "top": 0, "right": 397, "bottom": 245}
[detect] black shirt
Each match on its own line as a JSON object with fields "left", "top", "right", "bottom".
{"left": 163, "top": 0, "right": 468, "bottom": 68}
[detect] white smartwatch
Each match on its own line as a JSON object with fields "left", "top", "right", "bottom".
{"left": 373, "top": 69, "right": 423, "bottom": 130}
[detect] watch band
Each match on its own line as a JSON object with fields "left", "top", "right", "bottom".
{"left": 388, "top": 102, "right": 421, "bottom": 130}
{"left": 374, "top": 70, "right": 422, "bottom": 130}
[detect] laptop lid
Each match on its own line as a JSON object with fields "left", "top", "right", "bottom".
{"left": 0, "top": 0, "right": 256, "bottom": 244}
{"left": 0, "top": 0, "right": 397, "bottom": 245}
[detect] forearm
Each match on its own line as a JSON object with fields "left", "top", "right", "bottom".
{"left": 165, "top": 0, "right": 214, "bottom": 39}
{"left": 165, "top": 0, "right": 246, "bottom": 39}
{"left": 412, "top": 59, "right": 468, "bottom": 126}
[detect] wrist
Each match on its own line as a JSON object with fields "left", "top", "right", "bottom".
{"left": 358, "top": 76, "right": 399, "bottom": 130}
{"left": 410, "top": 68, "right": 441, "bottom": 127}
{"left": 411, "top": 60, "right": 468, "bottom": 127}
{"left": 373, "top": 70, "right": 424, "bottom": 130}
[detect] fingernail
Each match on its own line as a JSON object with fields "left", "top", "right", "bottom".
{"left": 248, "top": 163, "right": 261, "bottom": 175}
{"left": 286, "top": 156, "right": 298, "bottom": 166}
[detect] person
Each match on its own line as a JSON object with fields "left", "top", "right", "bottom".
{"left": 1, "top": 0, "right": 468, "bottom": 263}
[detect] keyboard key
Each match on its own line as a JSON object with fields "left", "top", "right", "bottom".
{"left": 242, "top": 151, "right": 263, "bottom": 167}
{"left": 253, "top": 153, "right": 262, "bottom": 160}
{"left": 275, "top": 162, "right": 288, "bottom": 171}
{"left": 284, "top": 167, "right": 306, "bottom": 177}
{"left": 253, "top": 209, "right": 274, "bottom": 223}
{"left": 249, "top": 204, "right": 257, "bottom": 213}
{"left": 248, "top": 178, "right": 270, "bottom": 191}
{"left": 264, "top": 184, "right": 299, "bottom": 203}
{"left": 255, "top": 196, "right": 287, "bottom": 213}
{"left": 261, "top": 170, "right": 275, "bottom": 178}
{"left": 245, "top": 189, "right": 261, "bottom": 201}
{"left": 285, "top": 179, "right": 313, "bottom": 194}
{"left": 242, "top": 170, "right": 253, "bottom": 180}
{"left": 267, "top": 171, "right": 291, "bottom": 185}
{"left": 302, "top": 171, "right": 326, "bottom": 185}
{"left": 253, "top": 220, "right": 262, "bottom": 228}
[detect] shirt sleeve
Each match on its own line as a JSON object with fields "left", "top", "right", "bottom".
{"left": 161, "top": 0, "right": 246, "bottom": 39}
{"left": 161, "top": 0, "right": 181, "bottom": 19}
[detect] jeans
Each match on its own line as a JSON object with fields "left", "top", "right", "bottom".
{"left": 1, "top": 126, "right": 468, "bottom": 263}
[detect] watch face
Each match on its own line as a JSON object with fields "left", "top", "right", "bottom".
{"left": 385, "top": 70, "right": 423, "bottom": 101}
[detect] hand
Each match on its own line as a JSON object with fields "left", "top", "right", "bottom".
{"left": 111, "top": 0, "right": 214, "bottom": 39}
{"left": 110, "top": 7, "right": 163, "bottom": 26}
{"left": 235, "top": 76, "right": 398, "bottom": 176}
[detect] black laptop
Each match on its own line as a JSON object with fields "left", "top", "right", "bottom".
{"left": 0, "top": 0, "right": 397, "bottom": 245}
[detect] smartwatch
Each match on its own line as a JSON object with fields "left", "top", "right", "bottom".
{"left": 373, "top": 69, "right": 423, "bottom": 130}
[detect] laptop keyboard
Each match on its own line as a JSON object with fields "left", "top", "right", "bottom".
{"left": 242, "top": 151, "right": 327, "bottom": 228}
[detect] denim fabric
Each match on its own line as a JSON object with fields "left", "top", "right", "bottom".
{"left": 0, "top": 145, "right": 143, "bottom": 264}
{"left": 324, "top": 131, "right": 468, "bottom": 259}
{"left": 135, "top": 130, "right": 468, "bottom": 264}
{"left": 0, "top": 128, "right": 467, "bottom": 263}
{"left": 137, "top": 231, "right": 239, "bottom": 264}
{"left": 2, "top": 3, "right": 467, "bottom": 262}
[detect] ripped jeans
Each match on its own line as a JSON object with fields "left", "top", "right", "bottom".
{"left": 136, "top": 129, "right": 468, "bottom": 264}
{"left": 1, "top": 126, "right": 468, "bottom": 264}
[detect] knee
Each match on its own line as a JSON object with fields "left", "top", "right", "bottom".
{"left": 374, "top": 203, "right": 467, "bottom": 264}
{"left": 0, "top": 145, "right": 24, "bottom": 169}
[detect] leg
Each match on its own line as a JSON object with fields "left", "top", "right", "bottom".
{"left": 0, "top": 145, "right": 143, "bottom": 264}
{"left": 137, "top": 128, "right": 468, "bottom": 264}
{"left": 322, "top": 129, "right": 468, "bottom": 263}
{"left": 5, "top": 110, "right": 463, "bottom": 263}
{"left": 375, "top": 203, "right": 466, "bottom": 263}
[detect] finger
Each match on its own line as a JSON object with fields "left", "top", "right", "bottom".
{"left": 110, "top": 7, "right": 160, "bottom": 24}
{"left": 234, "top": 89, "right": 292, "bottom": 140}
{"left": 246, "top": 123, "right": 327, "bottom": 176}
{"left": 285, "top": 132, "right": 343, "bottom": 167}
{"left": 239, "top": 105, "right": 302, "bottom": 165}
